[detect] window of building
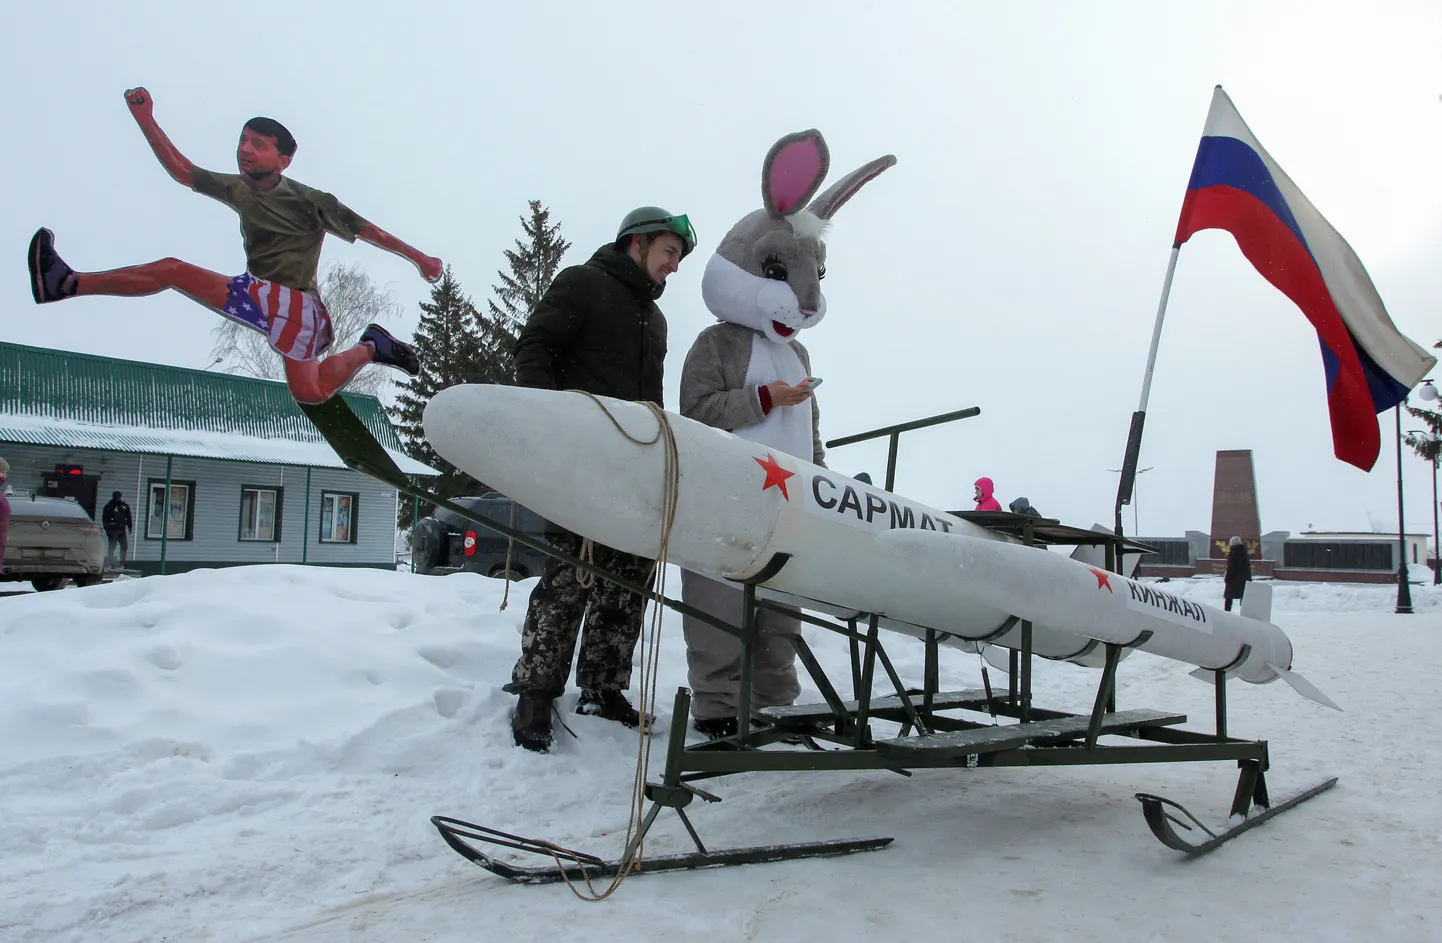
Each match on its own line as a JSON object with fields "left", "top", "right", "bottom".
{"left": 146, "top": 479, "right": 196, "bottom": 541}
{"left": 319, "top": 491, "right": 358, "bottom": 544}
{"left": 239, "top": 486, "right": 283, "bottom": 542}
{"left": 1283, "top": 541, "right": 1392, "bottom": 571}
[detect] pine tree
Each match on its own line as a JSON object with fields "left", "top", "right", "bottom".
{"left": 389, "top": 206, "right": 571, "bottom": 535}
{"left": 480, "top": 200, "right": 572, "bottom": 380}
{"left": 1404, "top": 340, "right": 1442, "bottom": 464}
{"left": 390, "top": 266, "right": 490, "bottom": 503}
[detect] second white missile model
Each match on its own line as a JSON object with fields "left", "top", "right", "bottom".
{"left": 423, "top": 385, "right": 1337, "bottom": 709}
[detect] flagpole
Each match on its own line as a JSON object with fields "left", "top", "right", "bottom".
{"left": 1114, "top": 245, "right": 1182, "bottom": 541}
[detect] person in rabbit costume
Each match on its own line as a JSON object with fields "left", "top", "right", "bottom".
{"left": 679, "top": 129, "right": 895, "bottom": 738}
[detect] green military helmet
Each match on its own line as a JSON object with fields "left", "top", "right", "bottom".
{"left": 616, "top": 206, "right": 698, "bottom": 258}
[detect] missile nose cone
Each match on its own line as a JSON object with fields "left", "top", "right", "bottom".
{"left": 425, "top": 385, "right": 663, "bottom": 554}
{"left": 423, "top": 384, "right": 493, "bottom": 449}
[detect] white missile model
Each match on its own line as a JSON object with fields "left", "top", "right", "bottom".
{"left": 423, "top": 386, "right": 1338, "bottom": 710}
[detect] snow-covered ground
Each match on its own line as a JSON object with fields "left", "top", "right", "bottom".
{"left": 2, "top": 566, "right": 1438, "bottom": 942}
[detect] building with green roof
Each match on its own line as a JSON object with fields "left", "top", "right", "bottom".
{"left": 0, "top": 341, "right": 437, "bottom": 577}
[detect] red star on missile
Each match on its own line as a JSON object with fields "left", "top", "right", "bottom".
{"left": 1089, "top": 567, "right": 1114, "bottom": 593}
{"left": 754, "top": 452, "right": 796, "bottom": 500}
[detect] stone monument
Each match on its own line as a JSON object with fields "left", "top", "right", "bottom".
{"left": 1201, "top": 449, "right": 1274, "bottom": 577}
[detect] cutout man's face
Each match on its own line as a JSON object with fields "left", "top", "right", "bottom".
{"left": 236, "top": 127, "right": 291, "bottom": 178}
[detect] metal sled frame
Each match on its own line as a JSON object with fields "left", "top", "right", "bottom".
{"left": 299, "top": 397, "right": 1338, "bottom": 879}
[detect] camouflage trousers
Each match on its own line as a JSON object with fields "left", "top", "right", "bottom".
{"left": 507, "top": 532, "right": 656, "bottom": 699}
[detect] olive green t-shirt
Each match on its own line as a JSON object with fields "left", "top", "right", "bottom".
{"left": 192, "top": 167, "right": 369, "bottom": 293}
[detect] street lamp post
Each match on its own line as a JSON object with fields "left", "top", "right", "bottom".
{"left": 1396, "top": 403, "right": 1414, "bottom": 614}
{"left": 1430, "top": 449, "right": 1439, "bottom": 587}
{"left": 1406, "top": 429, "right": 1441, "bottom": 587}
{"left": 1416, "top": 379, "right": 1442, "bottom": 586}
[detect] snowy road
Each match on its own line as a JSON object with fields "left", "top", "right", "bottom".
{"left": 2, "top": 567, "right": 1436, "bottom": 942}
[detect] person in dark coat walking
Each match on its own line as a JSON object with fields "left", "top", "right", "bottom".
{"left": 505, "top": 207, "right": 697, "bottom": 753}
{"left": 1223, "top": 535, "right": 1252, "bottom": 611}
{"left": 101, "top": 490, "right": 134, "bottom": 569}
{"left": 0, "top": 457, "right": 11, "bottom": 568}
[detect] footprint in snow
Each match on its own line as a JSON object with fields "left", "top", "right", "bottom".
{"left": 143, "top": 645, "right": 182, "bottom": 671}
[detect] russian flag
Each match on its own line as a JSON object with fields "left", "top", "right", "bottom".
{"left": 1174, "top": 86, "right": 1435, "bottom": 471}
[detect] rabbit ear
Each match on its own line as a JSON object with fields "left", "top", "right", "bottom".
{"left": 807, "top": 155, "right": 897, "bottom": 220}
{"left": 762, "top": 130, "right": 831, "bottom": 219}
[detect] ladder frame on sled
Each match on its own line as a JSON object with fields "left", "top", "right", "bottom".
{"left": 298, "top": 396, "right": 1339, "bottom": 880}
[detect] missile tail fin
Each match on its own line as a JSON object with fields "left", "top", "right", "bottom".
{"left": 1188, "top": 666, "right": 1223, "bottom": 684}
{"left": 980, "top": 644, "right": 1012, "bottom": 674}
{"left": 1239, "top": 582, "right": 1273, "bottom": 622}
{"left": 1266, "top": 662, "right": 1342, "bottom": 711}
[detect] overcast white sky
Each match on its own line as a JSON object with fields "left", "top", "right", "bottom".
{"left": 2, "top": 1, "right": 1440, "bottom": 539}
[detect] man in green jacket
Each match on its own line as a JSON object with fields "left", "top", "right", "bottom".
{"left": 505, "top": 207, "right": 696, "bottom": 752}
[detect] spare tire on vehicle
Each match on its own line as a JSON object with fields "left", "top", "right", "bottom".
{"left": 411, "top": 516, "right": 448, "bottom": 575}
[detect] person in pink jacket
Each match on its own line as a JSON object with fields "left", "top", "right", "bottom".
{"left": 973, "top": 477, "right": 1003, "bottom": 511}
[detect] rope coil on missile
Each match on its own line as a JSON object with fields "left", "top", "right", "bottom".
{"left": 543, "top": 393, "right": 680, "bottom": 901}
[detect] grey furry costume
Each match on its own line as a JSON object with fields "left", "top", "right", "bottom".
{"left": 680, "top": 322, "right": 824, "bottom": 465}
{"left": 678, "top": 129, "right": 894, "bottom": 723}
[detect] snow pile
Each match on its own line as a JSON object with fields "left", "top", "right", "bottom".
{"left": 2, "top": 565, "right": 1439, "bottom": 941}
{"left": 1157, "top": 568, "right": 1442, "bottom": 613}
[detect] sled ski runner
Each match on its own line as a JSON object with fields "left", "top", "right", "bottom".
{"left": 431, "top": 815, "right": 892, "bottom": 885}
{"left": 1136, "top": 776, "right": 1339, "bottom": 857}
{"left": 300, "top": 397, "right": 1340, "bottom": 875}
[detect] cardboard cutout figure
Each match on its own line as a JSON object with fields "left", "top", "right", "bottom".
{"left": 27, "top": 87, "right": 441, "bottom": 404}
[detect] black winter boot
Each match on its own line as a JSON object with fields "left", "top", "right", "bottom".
{"left": 692, "top": 716, "right": 738, "bottom": 740}
{"left": 692, "top": 715, "right": 811, "bottom": 746}
{"left": 575, "top": 689, "right": 651, "bottom": 729}
{"left": 359, "top": 323, "right": 421, "bottom": 377}
{"left": 28, "top": 228, "right": 78, "bottom": 304}
{"left": 512, "top": 693, "right": 554, "bottom": 753}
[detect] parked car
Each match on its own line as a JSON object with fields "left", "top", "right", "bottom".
{"left": 411, "top": 493, "right": 557, "bottom": 581}
{"left": 1, "top": 492, "right": 106, "bottom": 591}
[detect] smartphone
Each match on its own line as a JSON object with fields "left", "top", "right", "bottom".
{"left": 798, "top": 376, "right": 823, "bottom": 391}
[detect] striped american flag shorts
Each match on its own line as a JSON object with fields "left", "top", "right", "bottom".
{"left": 219, "top": 273, "right": 335, "bottom": 361}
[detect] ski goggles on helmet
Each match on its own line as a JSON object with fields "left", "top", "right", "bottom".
{"left": 624, "top": 214, "right": 698, "bottom": 257}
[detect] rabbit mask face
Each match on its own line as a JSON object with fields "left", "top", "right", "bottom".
{"left": 702, "top": 130, "right": 895, "bottom": 346}
{"left": 704, "top": 212, "right": 828, "bottom": 342}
